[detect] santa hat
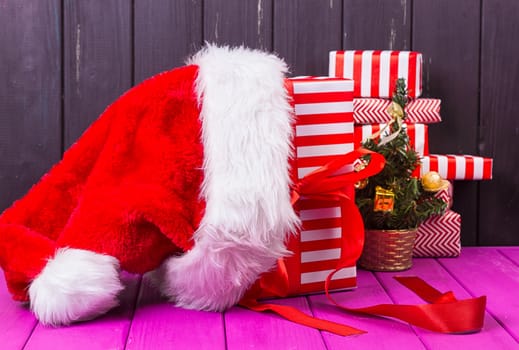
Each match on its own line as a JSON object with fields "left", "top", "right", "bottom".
{"left": 0, "top": 45, "right": 299, "bottom": 324}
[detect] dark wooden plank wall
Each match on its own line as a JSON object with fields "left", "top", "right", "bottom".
{"left": 1, "top": 0, "right": 517, "bottom": 245}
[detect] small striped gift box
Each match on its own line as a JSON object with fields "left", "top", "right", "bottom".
{"left": 329, "top": 51, "right": 423, "bottom": 98}
{"left": 434, "top": 180, "right": 454, "bottom": 209}
{"left": 420, "top": 155, "right": 493, "bottom": 180}
{"left": 353, "top": 98, "right": 442, "bottom": 124}
{"left": 267, "top": 76, "right": 358, "bottom": 296}
{"left": 354, "top": 123, "right": 429, "bottom": 156}
{"left": 414, "top": 210, "right": 461, "bottom": 257}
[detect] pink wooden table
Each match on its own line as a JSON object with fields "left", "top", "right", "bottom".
{"left": 1, "top": 247, "right": 518, "bottom": 349}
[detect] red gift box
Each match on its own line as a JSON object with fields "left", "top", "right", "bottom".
{"left": 354, "top": 123, "right": 429, "bottom": 156}
{"left": 420, "top": 154, "right": 493, "bottom": 180}
{"left": 290, "top": 77, "right": 355, "bottom": 179}
{"left": 264, "top": 76, "right": 359, "bottom": 296}
{"left": 414, "top": 210, "right": 461, "bottom": 257}
{"left": 435, "top": 180, "right": 454, "bottom": 209}
{"left": 353, "top": 98, "right": 442, "bottom": 124}
{"left": 329, "top": 51, "right": 423, "bottom": 98}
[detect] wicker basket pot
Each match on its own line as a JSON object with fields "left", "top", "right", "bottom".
{"left": 359, "top": 228, "right": 417, "bottom": 271}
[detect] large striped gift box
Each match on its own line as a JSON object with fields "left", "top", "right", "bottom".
{"left": 414, "top": 210, "right": 461, "bottom": 257}
{"left": 419, "top": 155, "right": 493, "bottom": 180}
{"left": 329, "top": 50, "right": 423, "bottom": 98}
{"left": 272, "top": 76, "right": 358, "bottom": 296}
{"left": 354, "top": 123, "right": 429, "bottom": 156}
{"left": 353, "top": 98, "right": 442, "bottom": 124}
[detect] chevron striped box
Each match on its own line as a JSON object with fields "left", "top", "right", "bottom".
{"left": 329, "top": 50, "right": 423, "bottom": 98}
{"left": 353, "top": 98, "right": 442, "bottom": 124}
{"left": 435, "top": 181, "right": 454, "bottom": 209}
{"left": 274, "top": 76, "right": 357, "bottom": 296}
{"left": 354, "top": 123, "right": 429, "bottom": 156}
{"left": 414, "top": 210, "right": 461, "bottom": 257}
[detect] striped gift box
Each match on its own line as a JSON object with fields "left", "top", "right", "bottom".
{"left": 290, "top": 76, "right": 355, "bottom": 179}
{"left": 293, "top": 200, "right": 357, "bottom": 294}
{"left": 420, "top": 155, "right": 493, "bottom": 180}
{"left": 329, "top": 51, "right": 423, "bottom": 98}
{"left": 435, "top": 181, "right": 454, "bottom": 209}
{"left": 353, "top": 98, "right": 442, "bottom": 124}
{"left": 354, "top": 123, "right": 429, "bottom": 156}
{"left": 414, "top": 210, "right": 461, "bottom": 257}
{"left": 281, "top": 76, "right": 357, "bottom": 295}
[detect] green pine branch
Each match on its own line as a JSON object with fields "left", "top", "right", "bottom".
{"left": 356, "top": 78, "right": 446, "bottom": 230}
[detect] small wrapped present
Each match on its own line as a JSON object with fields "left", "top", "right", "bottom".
{"left": 414, "top": 210, "right": 461, "bottom": 257}
{"left": 354, "top": 123, "right": 429, "bottom": 156}
{"left": 420, "top": 154, "right": 493, "bottom": 180}
{"left": 434, "top": 180, "right": 454, "bottom": 209}
{"left": 329, "top": 50, "right": 423, "bottom": 98}
{"left": 353, "top": 98, "right": 441, "bottom": 124}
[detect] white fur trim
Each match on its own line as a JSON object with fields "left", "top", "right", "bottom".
{"left": 154, "top": 225, "right": 283, "bottom": 310}
{"left": 159, "top": 45, "right": 299, "bottom": 310}
{"left": 189, "top": 44, "right": 299, "bottom": 240}
{"left": 29, "top": 248, "right": 124, "bottom": 325}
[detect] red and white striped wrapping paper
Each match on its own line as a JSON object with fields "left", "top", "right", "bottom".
{"left": 420, "top": 155, "right": 493, "bottom": 180}
{"left": 292, "top": 200, "right": 357, "bottom": 294}
{"left": 329, "top": 50, "right": 423, "bottom": 98}
{"left": 414, "top": 210, "right": 461, "bottom": 257}
{"left": 435, "top": 181, "right": 454, "bottom": 210}
{"left": 354, "top": 123, "right": 429, "bottom": 156}
{"left": 353, "top": 98, "right": 442, "bottom": 124}
{"left": 283, "top": 76, "right": 357, "bottom": 294}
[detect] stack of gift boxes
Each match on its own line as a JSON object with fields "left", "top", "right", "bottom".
{"left": 328, "top": 50, "right": 493, "bottom": 258}
{"left": 257, "top": 50, "right": 492, "bottom": 298}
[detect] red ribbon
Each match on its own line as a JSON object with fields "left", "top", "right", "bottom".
{"left": 240, "top": 147, "right": 487, "bottom": 336}
{"left": 325, "top": 274, "right": 487, "bottom": 334}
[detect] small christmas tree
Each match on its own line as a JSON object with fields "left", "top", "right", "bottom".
{"left": 355, "top": 79, "right": 446, "bottom": 230}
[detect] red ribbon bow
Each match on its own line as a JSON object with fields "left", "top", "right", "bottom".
{"left": 241, "top": 148, "right": 486, "bottom": 336}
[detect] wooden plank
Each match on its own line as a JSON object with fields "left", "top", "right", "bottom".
{"left": 63, "top": 0, "right": 132, "bottom": 148}
{"left": 0, "top": 0, "right": 61, "bottom": 213}
{"left": 499, "top": 248, "right": 519, "bottom": 266}
{"left": 413, "top": 0, "right": 481, "bottom": 245}
{"left": 308, "top": 270, "right": 425, "bottom": 349}
{"left": 204, "top": 0, "right": 273, "bottom": 51}
{"left": 225, "top": 297, "right": 326, "bottom": 350}
{"left": 273, "top": 0, "right": 342, "bottom": 76}
{"left": 343, "top": 0, "right": 411, "bottom": 50}
{"left": 0, "top": 270, "right": 38, "bottom": 350}
{"left": 125, "top": 274, "right": 226, "bottom": 350}
{"left": 134, "top": 0, "right": 203, "bottom": 84}
{"left": 439, "top": 248, "right": 519, "bottom": 343}
{"left": 23, "top": 273, "right": 140, "bottom": 350}
{"left": 479, "top": 0, "right": 519, "bottom": 245}
{"left": 374, "top": 255, "right": 518, "bottom": 348}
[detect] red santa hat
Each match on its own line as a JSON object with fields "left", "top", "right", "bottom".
{"left": 0, "top": 44, "right": 299, "bottom": 325}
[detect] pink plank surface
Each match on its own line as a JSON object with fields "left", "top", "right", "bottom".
{"left": 24, "top": 272, "right": 141, "bottom": 350}
{"left": 439, "top": 247, "right": 519, "bottom": 344}
{"left": 308, "top": 269, "right": 426, "bottom": 349}
{"left": 225, "top": 296, "right": 327, "bottom": 350}
{"left": 0, "top": 270, "right": 38, "bottom": 350}
{"left": 375, "top": 257, "right": 519, "bottom": 350}
{"left": 499, "top": 247, "right": 519, "bottom": 266}
{"left": 125, "top": 273, "right": 226, "bottom": 350}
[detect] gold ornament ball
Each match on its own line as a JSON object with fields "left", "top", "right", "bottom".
{"left": 421, "top": 171, "right": 449, "bottom": 192}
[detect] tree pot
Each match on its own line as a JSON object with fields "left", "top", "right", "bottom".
{"left": 359, "top": 228, "right": 417, "bottom": 271}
